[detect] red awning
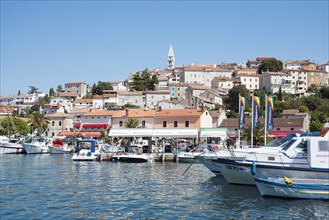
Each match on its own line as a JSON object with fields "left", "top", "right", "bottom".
{"left": 82, "top": 124, "right": 108, "bottom": 129}
{"left": 269, "top": 130, "right": 302, "bottom": 138}
{"left": 57, "top": 131, "right": 102, "bottom": 138}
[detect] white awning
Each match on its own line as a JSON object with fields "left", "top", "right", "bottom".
{"left": 152, "top": 128, "right": 198, "bottom": 138}
{"left": 108, "top": 128, "right": 153, "bottom": 137}
{"left": 200, "top": 130, "right": 227, "bottom": 139}
{"left": 108, "top": 128, "right": 198, "bottom": 138}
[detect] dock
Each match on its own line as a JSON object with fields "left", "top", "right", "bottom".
{"left": 100, "top": 152, "right": 177, "bottom": 162}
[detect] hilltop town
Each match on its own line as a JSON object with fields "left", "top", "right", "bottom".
{"left": 1, "top": 46, "right": 329, "bottom": 140}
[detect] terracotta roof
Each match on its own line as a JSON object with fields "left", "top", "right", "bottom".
{"left": 213, "top": 77, "right": 233, "bottom": 81}
{"left": 282, "top": 109, "right": 298, "bottom": 115}
{"left": 155, "top": 109, "right": 204, "bottom": 118}
{"left": 83, "top": 109, "right": 111, "bottom": 116}
{"left": 144, "top": 91, "right": 170, "bottom": 94}
{"left": 75, "top": 99, "right": 93, "bottom": 103}
{"left": 46, "top": 112, "right": 72, "bottom": 118}
{"left": 117, "top": 91, "right": 144, "bottom": 96}
{"left": 70, "top": 107, "right": 97, "bottom": 114}
{"left": 58, "top": 92, "right": 79, "bottom": 97}
{"left": 219, "top": 118, "right": 304, "bottom": 129}
{"left": 187, "top": 85, "right": 210, "bottom": 90}
{"left": 93, "top": 94, "right": 117, "bottom": 99}
{"left": 110, "top": 109, "right": 156, "bottom": 118}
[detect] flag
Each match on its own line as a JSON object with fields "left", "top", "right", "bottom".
{"left": 266, "top": 97, "right": 275, "bottom": 130}
{"left": 238, "top": 96, "right": 246, "bottom": 130}
{"left": 253, "top": 96, "right": 261, "bottom": 129}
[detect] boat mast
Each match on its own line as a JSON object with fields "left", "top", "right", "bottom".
{"left": 7, "top": 104, "right": 10, "bottom": 141}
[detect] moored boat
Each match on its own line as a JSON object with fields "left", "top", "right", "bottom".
{"left": 111, "top": 153, "right": 154, "bottom": 163}
{"left": 255, "top": 177, "right": 329, "bottom": 199}
{"left": 48, "top": 137, "right": 74, "bottom": 154}
{"left": 71, "top": 139, "right": 101, "bottom": 161}
{"left": 213, "top": 133, "right": 329, "bottom": 185}
{"left": 0, "top": 136, "right": 25, "bottom": 154}
{"left": 23, "top": 135, "right": 50, "bottom": 154}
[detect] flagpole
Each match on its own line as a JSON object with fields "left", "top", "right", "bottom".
{"left": 238, "top": 94, "right": 241, "bottom": 148}
{"left": 251, "top": 94, "right": 254, "bottom": 148}
{"left": 265, "top": 94, "right": 267, "bottom": 146}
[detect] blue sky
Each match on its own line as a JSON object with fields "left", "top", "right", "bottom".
{"left": 1, "top": 0, "right": 328, "bottom": 96}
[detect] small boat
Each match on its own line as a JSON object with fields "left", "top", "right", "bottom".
{"left": 176, "top": 151, "right": 203, "bottom": 163}
{"left": 255, "top": 177, "right": 329, "bottom": 200}
{"left": 71, "top": 139, "right": 101, "bottom": 161}
{"left": 111, "top": 153, "right": 154, "bottom": 163}
{"left": 23, "top": 135, "right": 50, "bottom": 154}
{"left": 0, "top": 136, "right": 25, "bottom": 154}
{"left": 48, "top": 137, "right": 74, "bottom": 154}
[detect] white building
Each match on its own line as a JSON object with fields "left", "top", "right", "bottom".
{"left": 235, "top": 74, "right": 260, "bottom": 92}
{"left": 261, "top": 71, "right": 295, "bottom": 94}
{"left": 117, "top": 91, "right": 145, "bottom": 108}
{"left": 64, "top": 81, "right": 88, "bottom": 98}
{"left": 180, "top": 64, "right": 233, "bottom": 87}
{"left": 110, "top": 81, "right": 127, "bottom": 91}
{"left": 50, "top": 97, "right": 73, "bottom": 113}
{"left": 74, "top": 98, "right": 93, "bottom": 109}
{"left": 145, "top": 91, "right": 170, "bottom": 109}
{"left": 46, "top": 113, "right": 74, "bottom": 137}
{"left": 93, "top": 94, "right": 118, "bottom": 110}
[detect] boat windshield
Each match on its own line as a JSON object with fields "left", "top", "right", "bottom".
{"left": 265, "top": 138, "right": 287, "bottom": 147}
{"left": 281, "top": 139, "right": 298, "bottom": 151}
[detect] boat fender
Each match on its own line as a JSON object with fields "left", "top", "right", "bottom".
{"left": 251, "top": 163, "right": 256, "bottom": 175}
{"left": 284, "top": 176, "right": 293, "bottom": 185}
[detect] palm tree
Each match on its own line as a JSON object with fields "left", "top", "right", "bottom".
{"left": 27, "top": 112, "right": 49, "bottom": 134}
{"left": 124, "top": 117, "right": 140, "bottom": 128}
{"left": 241, "top": 122, "right": 266, "bottom": 146}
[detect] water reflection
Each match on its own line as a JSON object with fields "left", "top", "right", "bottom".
{"left": 1, "top": 155, "right": 328, "bottom": 219}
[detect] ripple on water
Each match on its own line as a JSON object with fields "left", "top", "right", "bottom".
{"left": 1, "top": 155, "right": 329, "bottom": 219}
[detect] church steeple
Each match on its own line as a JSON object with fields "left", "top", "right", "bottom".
{"left": 167, "top": 45, "right": 175, "bottom": 70}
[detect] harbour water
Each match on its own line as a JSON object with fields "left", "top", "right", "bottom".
{"left": 1, "top": 154, "right": 328, "bottom": 219}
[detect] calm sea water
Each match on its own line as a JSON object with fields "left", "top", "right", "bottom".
{"left": 1, "top": 154, "right": 328, "bottom": 220}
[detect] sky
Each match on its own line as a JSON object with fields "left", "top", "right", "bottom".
{"left": 1, "top": 0, "right": 328, "bottom": 96}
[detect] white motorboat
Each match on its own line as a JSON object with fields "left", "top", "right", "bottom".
{"left": 0, "top": 136, "right": 25, "bottom": 154}
{"left": 23, "top": 135, "right": 50, "bottom": 154}
{"left": 48, "top": 137, "right": 73, "bottom": 154}
{"left": 71, "top": 139, "right": 101, "bottom": 161}
{"left": 111, "top": 153, "right": 154, "bottom": 163}
{"left": 213, "top": 132, "right": 329, "bottom": 185}
{"left": 255, "top": 177, "right": 329, "bottom": 200}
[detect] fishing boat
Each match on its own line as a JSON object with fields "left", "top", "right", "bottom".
{"left": 255, "top": 177, "right": 329, "bottom": 199}
{"left": 48, "top": 137, "right": 73, "bottom": 154}
{"left": 23, "top": 135, "right": 50, "bottom": 154}
{"left": 71, "top": 139, "right": 101, "bottom": 161}
{"left": 0, "top": 136, "right": 25, "bottom": 154}
{"left": 213, "top": 132, "right": 329, "bottom": 185}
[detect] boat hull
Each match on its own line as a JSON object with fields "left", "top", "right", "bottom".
{"left": 0, "top": 144, "right": 25, "bottom": 154}
{"left": 48, "top": 146, "right": 72, "bottom": 154}
{"left": 215, "top": 158, "right": 329, "bottom": 185}
{"left": 196, "top": 156, "right": 222, "bottom": 175}
{"left": 255, "top": 177, "right": 329, "bottom": 199}
{"left": 111, "top": 154, "right": 154, "bottom": 163}
{"left": 23, "top": 143, "right": 50, "bottom": 154}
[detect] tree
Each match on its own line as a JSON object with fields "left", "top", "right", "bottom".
{"left": 310, "top": 120, "right": 323, "bottom": 132}
{"left": 27, "top": 112, "right": 49, "bottom": 134}
{"left": 277, "top": 86, "right": 282, "bottom": 101}
{"left": 92, "top": 81, "right": 113, "bottom": 95}
{"left": 131, "top": 68, "right": 159, "bottom": 91}
{"left": 124, "top": 117, "right": 140, "bottom": 128}
{"left": 240, "top": 122, "right": 265, "bottom": 146}
{"left": 0, "top": 117, "right": 29, "bottom": 136}
{"left": 57, "top": 85, "right": 63, "bottom": 92}
{"left": 257, "top": 58, "right": 283, "bottom": 74}
{"left": 28, "top": 86, "right": 39, "bottom": 94}
{"left": 224, "top": 85, "right": 250, "bottom": 114}
{"left": 17, "top": 90, "right": 21, "bottom": 95}
{"left": 319, "top": 86, "right": 329, "bottom": 99}
{"left": 49, "top": 88, "right": 55, "bottom": 97}
{"left": 298, "top": 105, "right": 309, "bottom": 113}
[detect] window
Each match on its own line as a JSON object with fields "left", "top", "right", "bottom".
{"left": 119, "top": 121, "right": 123, "bottom": 127}
{"left": 290, "top": 128, "right": 295, "bottom": 130}
{"left": 163, "top": 121, "right": 167, "bottom": 128}
{"left": 142, "top": 120, "right": 146, "bottom": 127}
{"left": 52, "top": 121, "right": 55, "bottom": 126}
{"left": 185, "top": 121, "right": 189, "bottom": 127}
{"left": 174, "top": 121, "right": 178, "bottom": 127}
{"left": 59, "top": 121, "right": 62, "bottom": 126}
